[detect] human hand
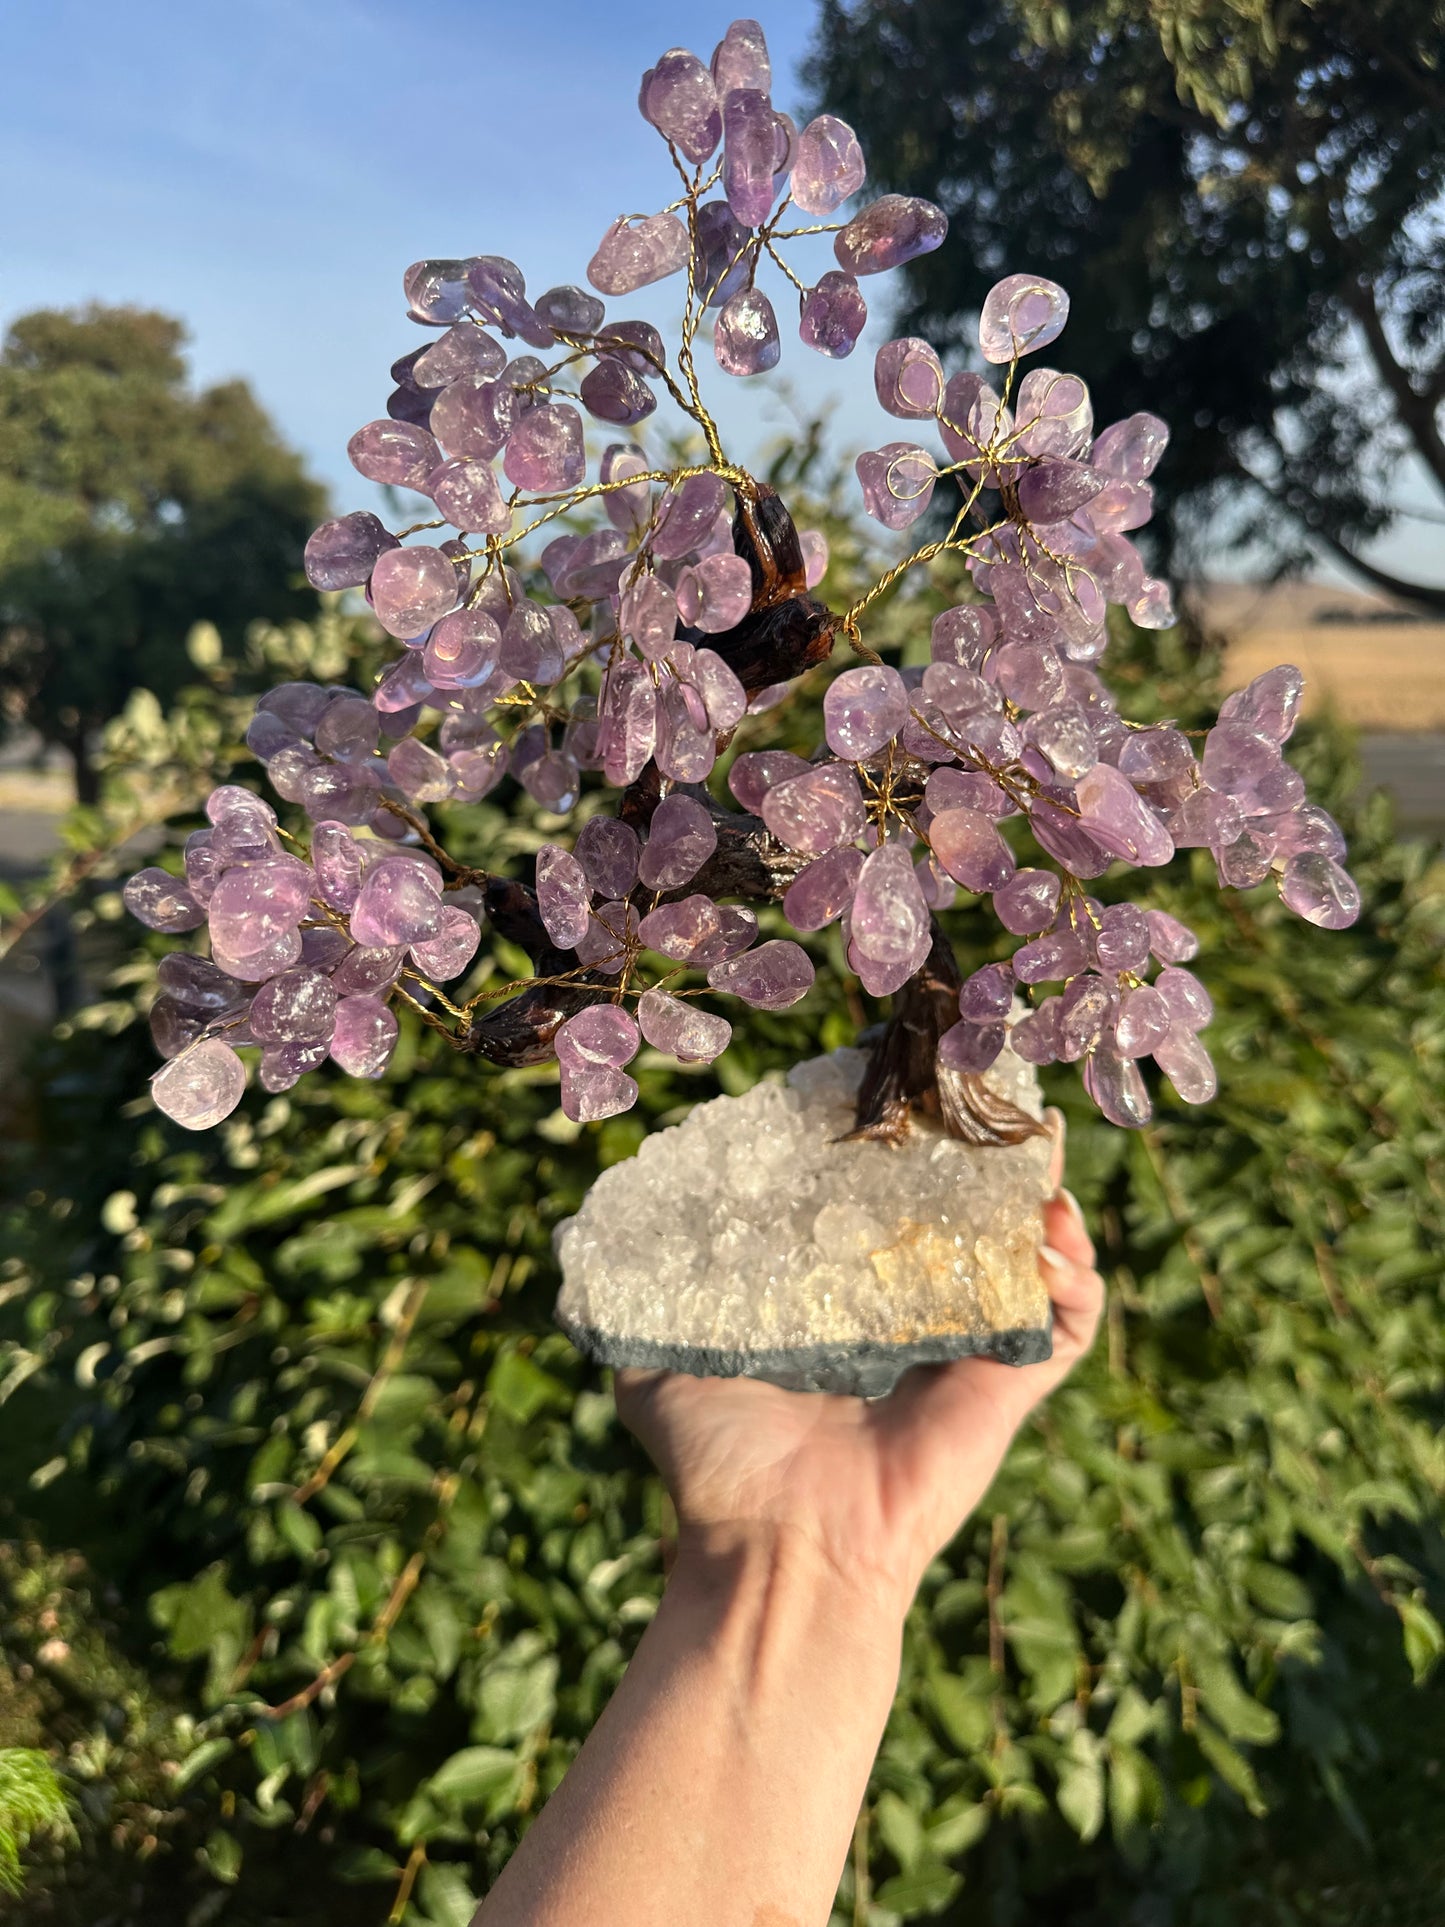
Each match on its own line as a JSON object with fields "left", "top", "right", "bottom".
{"left": 613, "top": 1109, "right": 1103, "bottom": 1621}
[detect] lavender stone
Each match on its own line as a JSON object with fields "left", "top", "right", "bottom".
{"left": 330, "top": 995, "right": 399, "bottom": 1078}
{"left": 151, "top": 1038, "right": 247, "bottom": 1130}
{"left": 834, "top": 196, "right": 947, "bottom": 275}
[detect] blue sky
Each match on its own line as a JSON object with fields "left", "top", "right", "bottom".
{"left": 0, "top": 0, "right": 1436, "bottom": 588}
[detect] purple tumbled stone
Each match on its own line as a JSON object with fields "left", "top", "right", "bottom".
{"left": 1156, "top": 965, "right": 1213, "bottom": 1031}
{"left": 874, "top": 337, "right": 944, "bottom": 419}
{"left": 1219, "top": 664, "right": 1305, "bottom": 744}
{"left": 690, "top": 650, "right": 747, "bottom": 731}
{"left": 707, "top": 938, "right": 814, "bottom": 1009}
{"left": 1216, "top": 829, "right": 1275, "bottom": 888}
{"left": 1153, "top": 1024, "right": 1218, "bottom": 1103}
{"left": 931, "top": 603, "right": 997, "bottom": 669}
{"left": 310, "top": 822, "right": 365, "bottom": 911}
{"left": 575, "top": 900, "right": 640, "bottom": 975}
{"left": 413, "top": 322, "right": 507, "bottom": 385}
{"left": 1145, "top": 909, "right": 1199, "bottom": 963}
{"left": 1055, "top": 979, "right": 1113, "bottom": 1060}
{"left": 424, "top": 610, "right": 502, "bottom": 690}
{"left": 834, "top": 196, "right": 947, "bottom": 275}
{"left": 711, "top": 17, "right": 771, "bottom": 95}
{"left": 1010, "top": 997, "right": 1062, "bottom": 1066}
{"left": 331, "top": 944, "right": 405, "bottom": 996}
{"left": 791, "top": 113, "right": 865, "bottom": 215}
{"left": 959, "top": 961, "right": 1015, "bottom": 1023}
{"left": 994, "top": 640, "right": 1066, "bottom": 713}
{"left": 157, "top": 953, "right": 249, "bottom": 1014}
{"left": 207, "top": 856, "right": 313, "bottom": 960}
{"left": 978, "top": 274, "right": 1070, "bottom": 364}
{"left": 329, "top": 995, "right": 398, "bottom": 1078}
{"left": 304, "top": 511, "right": 398, "bottom": 591}
{"left": 373, "top": 652, "right": 437, "bottom": 715}
{"left": 929, "top": 807, "right": 1016, "bottom": 894}
{"left": 856, "top": 443, "right": 936, "bottom": 530}
{"left": 429, "top": 376, "right": 514, "bottom": 460}
{"left": 1114, "top": 983, "right": 1171, "bottom": 1058}
{"left": 714, "top": 286, "right": 781, "bottom": 375}
{"left": 348, "top": 419, "right": 441, "bottom": 490}
{"left": 520, "top": 748, "right": 582, "bottom": 813}
{"left": 1093, "top": 902, "right": 1151, "bottom": 973}
{"left": 556, "top": 1004, "right": 640, "bottom": 1070}
{"left": 798, "top": 272, "right": 867, "bottom": 358}
{"left": 1075, "top": 764, "right": 1174, "bottom": 866}
{"left": 938, "top": 1020, "right": 1005, "bottom": 1075}
{"left": 602, "top": 443, "right": 654, "bottom": 532}
{"left": 637, "top": 894, "right": 721, "bottom": 960}
{"left": 1278, "top": 851, "right": 1361, "bottom": 930}
{"left": 151, "top": 1037, "right": 247, "bottom": 1129}
{"left": 368, "top": 546, "right": 460, "bottom": 639}
{"left": 387, "top": 737, "right": 454, "bottom": 805}
{"left": 722, "top": 87, "right": 778, "bottom": 228}
{"left": 637, "top": 793, "right": 718, "bottom": 889}
{"left": 559, "top": 1062, "right": 639, "bottom": 1122}
{"left": 580, "top": 360, "right": 656, "bottom": 426}
{"left": 655, "top": 680, "right": 718, "bottom": 782}
{"left": 1082, "top": 1045, "right": 1152, "bottom": 1128}
{"left": 124, "top": 867, "right": 206, "bottom": 934}
{"left": 652, "top": 471, "right": 728, "bottom": 560}
{"left": 674, "top": 552, "right": 753, "bottom": 634}
{"left": 349, "top": 856, "right": 443, "bottom": 948}
{"left": 599, "top": 662, "right": 658, "bottom": 786}
{"left": 249, "top": 967, "right": 337, "bottom": 1045}
{"left": 993, "top": 869, "right": 1061, "bottom": 935}
{"left": 848, "top": 843, "right": 931, "bottom": 996}
{"left": 782, "top": 846, "right": 864, "bottom": 933}
{"left": 637, "top": 988, "right": 732, "bottom": 1063}
{"left": 1171, "top": 787, "right": 1244, "bottom": 851}
{"left": 314, "top": 694, "right": 380, "bottom": 765}
{"left": 728, "top": 749, "right": 809, "bottom": 813}
{"left": 1017, "top": 459, "right": 1105, "bottom": 524}
{"left": 761, "top": 762, "right": 867, "bottom": 856}
{"left": 409, "top": 906, "right": 481, "bottom": 981}
{"left": 639, "top": 47, "right": 722, "bottom": 162}
{"left": 501, "top": 402, "right": 585, "bottom": 493}
{"left": 823, "top": 665, "right": 909, "bottom": 761}
{"left": 259, "top": 1039, "right": 330, "bottom": 1093}
{"left": 1091, "top": 412, "right": 1170, "bottom": 481}
{"left": 1014, "top": 369, "right": 1093, "bottom": 459}
{"left": 574, "top": 816, "right": 640, "bottom": 898}
{"left": 149, "top": 996, "right": 211, "bottom": 1061}
{"left": 588, "top": 213, "right": 690, "bottom": 296}
{"left": 536, "top": 845, "right": 593, "bottom": 950}
{"left": 210, "top": 926, "right": 303, "bottom": 983}
{"left": 402, "top": 257, "right": 474, "bottom": 324}
{"left": 1013, "top": 928, "right": 1089, "bottom": 984}
{"left": 427, "top": 457, "right": 510, "bottom": 535}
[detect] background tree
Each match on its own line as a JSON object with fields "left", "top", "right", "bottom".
{"left": 806, "top": 0, "right": 1445, "bottom": 606}
{"left": 0, "top": 305, "right": 325, "bottom": 800}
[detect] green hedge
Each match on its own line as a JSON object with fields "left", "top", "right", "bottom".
{"left": 2, "top": 569, "right": 1444, "bottom": 1923}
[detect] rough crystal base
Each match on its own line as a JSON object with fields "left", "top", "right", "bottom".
{"left": 553, "top": 1043, "right": 1055, "bottom": 1398}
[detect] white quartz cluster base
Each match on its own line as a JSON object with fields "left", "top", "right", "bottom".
{"left": 553, "top": 1044, "right": 1054, "bottom": 1398}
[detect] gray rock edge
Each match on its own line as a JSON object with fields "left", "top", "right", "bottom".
{"left": 554, "top": 1307, "right": 1055, "bottom": 1399}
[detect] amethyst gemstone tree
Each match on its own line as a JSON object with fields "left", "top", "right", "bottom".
{"left": 125, "top": 19, "right": 1360, "bottom": 1395}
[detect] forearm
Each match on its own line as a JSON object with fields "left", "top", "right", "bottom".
{"left": 474, "top": 1522, "right": 906, "bottom": 1927}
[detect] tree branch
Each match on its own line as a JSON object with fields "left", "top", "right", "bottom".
{"left": 1345, "top": 282, "right": 1445, "bottom": 496}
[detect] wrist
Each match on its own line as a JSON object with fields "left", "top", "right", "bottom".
{"left": 670, "top": 1516, "right": 913, "bottom": 1644}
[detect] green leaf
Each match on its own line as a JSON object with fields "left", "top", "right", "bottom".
{"left": 1191, "top": 1652, "right": 1280, "bottom": 1746}
{"left": 1195, "top": 1721, "right": 1267, "bottom": 1817}
{"left": 1400, "top": 1598, "right": 1445, "bottom": 1683}
{"left": 872, "top": 1860, "right": 964, "bottom": 1915}
{"left": 428, "top": 1746, "right": 520, "bottom": 1808}
{"left": 487, "top": 1350, "right": 569, "bottom": 1424}
{"left": 417, "top": 1860, "right": 480, "bottom": 1927}
{"left": 924, "top": 1671, "right": 992, "bottom": 1754}
{"left": 172, "top": 1736, "right": 233, "bottom": 1792}
{"left": 1057, "top": 1750, "right": 1106, "bottom": 1842}
{"left": 875, "top": 1789, "right": 925, "bottom": 1872}
{"left": 474, "top": 1655, "right": 558, "bottom": 1744}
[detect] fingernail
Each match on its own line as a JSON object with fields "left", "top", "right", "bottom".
{"left": 1037, "top": 1243, "right": 1070, "bottom": 1274}
{"left": 1060, "top": 1187, "right": 1086, "bottom": 1227}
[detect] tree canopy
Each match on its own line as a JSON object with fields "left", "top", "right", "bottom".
{"left": 0, "top": 305, "right": 325, "bottom": 796}
{"left": 805, "top": 0, "right": 1445, "bottom": 607}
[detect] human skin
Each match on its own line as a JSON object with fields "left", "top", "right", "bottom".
{"left": 474, "top": 1111, "right": 1103, "bottom": 1927}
